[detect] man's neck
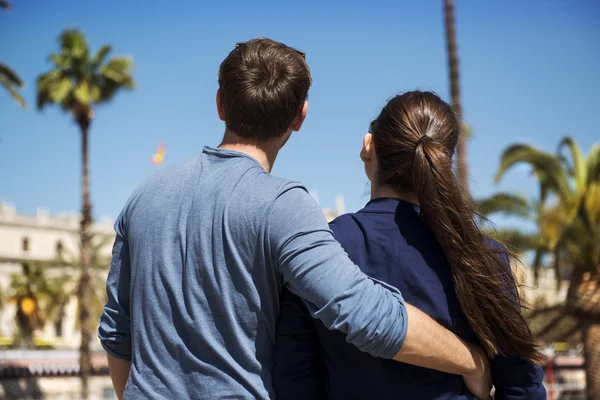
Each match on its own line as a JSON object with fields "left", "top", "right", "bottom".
{"left": 370, "top": 183, "right": 420, "bottom": 205}
{"left": 218, "top": 130, "right": 284, "bottom": 173}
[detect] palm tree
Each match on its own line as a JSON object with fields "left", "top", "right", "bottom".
{"left": 443, "top": 0, "right": 467, "bottom": 191}
{"left": 478, "top": 137, "right": 600, "bottom": 398}
{"left": 36, "top": 29, "right": 134, "bottom": 399}
{"left": 7, "top": 263, "right": 66, "bottom": 349}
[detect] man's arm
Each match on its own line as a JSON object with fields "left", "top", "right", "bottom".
{"left": 398, "top": 304, "right": 491, "bottom": 398}
{"left": 269, "top": 185, "right": 489, "bottom": 393}
{"left": 395, "top": 304, "right": 486, "bottom": 373}
{"left": 107, "top": 354, "right": 131, "bottom": 400}
{"left": 98, "top": 213, "right": 132, "bottom": 395}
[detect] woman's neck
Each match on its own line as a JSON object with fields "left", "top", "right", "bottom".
{"left": 370, "top": 183, "right": 420, "bottom": 205}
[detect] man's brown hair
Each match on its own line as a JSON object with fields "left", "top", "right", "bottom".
{"left": 218, "top": 38, "right": 312, "bottom": 141}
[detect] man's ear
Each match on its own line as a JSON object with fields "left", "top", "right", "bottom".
{"left": 216, "top": 89, "right": 226, "bottom": 121}
{"left": 290, "top": 101, "right": 308, "bottom": 132}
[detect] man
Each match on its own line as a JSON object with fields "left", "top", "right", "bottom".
{"left": 99, "top": 38, "right": 490, "bottom": 399}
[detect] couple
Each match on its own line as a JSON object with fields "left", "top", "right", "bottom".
{"left": 98, "top": 38, "right": 546, "bottom": 399}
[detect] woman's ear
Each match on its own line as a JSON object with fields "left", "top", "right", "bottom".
{"left": 360, "top": 132, "right": 374, "bottom": 163}
{"left": 360, "top": 132, "right": 376, "bottom": 180}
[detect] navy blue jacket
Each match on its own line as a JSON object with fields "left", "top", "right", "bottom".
{"left": 273, "top": 198, "right": 546, "bottom": 400}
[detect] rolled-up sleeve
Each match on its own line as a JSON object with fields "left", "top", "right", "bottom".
{"left": 98, "top": 213, "right": 132, "bottom": 361}
{"left": 268, "top": 185, "right": 408, "bottom": 359}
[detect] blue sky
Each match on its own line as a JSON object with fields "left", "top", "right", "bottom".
{"left": 0, "top": 0, "right": 599, "bottom": 221}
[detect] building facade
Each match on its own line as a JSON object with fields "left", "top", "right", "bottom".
{"left": 0, "top": 202, "right": 115, "bottom": 349}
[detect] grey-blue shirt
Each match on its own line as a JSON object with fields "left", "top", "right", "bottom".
{"left": 98, "top": 147, "right": 408, "bottom": 399}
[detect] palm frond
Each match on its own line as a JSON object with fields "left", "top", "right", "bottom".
{"left": 585, "top": 184, "right": 600, "bottom": 226}
{"left": 476, "top": 192, "right": 532, "bottom": 219}
{"left": 586, "top": 143, "right": 600, "bottom": 186}
{"left": 0, "top": 63, "right": 26, "bottom": 108}
{"left": 0, "top": 77, "right": 26, "bottom": 108}
{"left": 73, "top": 81, "right": 101, "bottom": 106}
{"left": 99, "top": 57, "right": 135, "bottom": 102}
{"left": 36, "top": 70, "right": 62, "bottom": 110}
{"left": 558, "top": 136, "right": 587, "bottom": 193}
{"left": 100, "top": 57, "right": 134, "bottom": 82}
{"left": 0, "top": 1, "right": 12, "bottom": 10}
{"left": 90, "top": 45, "right": 112, "bottom": 68}
{"left": 495, "top": 144, "right": 572, "bottom": 202}
{"left": 47, "top": 53, "right": 71, "bottom": 70}
{"left": 485, "top": 228, "right": 539, "bottom": 254}
{"left": 59, "top": 30, "right": 90, "bottom": 62}
{"left": 0, "top": 63, "right": 23, "bottom": 86}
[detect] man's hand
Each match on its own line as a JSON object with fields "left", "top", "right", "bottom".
{"left": 462, "top": 344, "right": 492, "bottom": 400}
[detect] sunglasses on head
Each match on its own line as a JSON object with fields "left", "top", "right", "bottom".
{"left": 235, "top": 42, "right": 306, "bottom": 59}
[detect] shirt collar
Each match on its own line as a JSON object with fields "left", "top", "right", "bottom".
{"left": 359, "top": 197, "right": 421, "bottom": 217}
{"left": 202, "top": 146, "right": 265, "bottom": 170}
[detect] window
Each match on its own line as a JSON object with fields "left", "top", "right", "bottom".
{"left": 54, "top": 318, "right": 63, "bottom": 338}
{"left": 22, "top": 237, "right": 29, "bottom": 252}
{"left": 56, "top": 241, "right": 64, "bottom": 259}
{"left": 55, "top": 303, "right": 66, "bottom": 337}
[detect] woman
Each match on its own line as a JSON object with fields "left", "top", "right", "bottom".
{"left": 273, "top": 91, "right": 546, "bottom": 399}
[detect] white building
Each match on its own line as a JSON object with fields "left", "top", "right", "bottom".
{"left": 513, "top": 262, "right": 568, "bottom": 307}
{"left": 0, "top": 201, "right": 115, "bottom": 349}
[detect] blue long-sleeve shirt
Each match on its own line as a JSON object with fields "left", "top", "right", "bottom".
{"left": 273, "top": 198, "right": 546, "bottom": 400}
{"left": 98, "top": 147, "right": 408, "bottom": 399}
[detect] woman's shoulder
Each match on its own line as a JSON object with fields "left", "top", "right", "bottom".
{"left": 329, "top": 212, "right": 356, "bottom": 227}
{"left": 328, "top": 213, "right": 361, "bottom": 237}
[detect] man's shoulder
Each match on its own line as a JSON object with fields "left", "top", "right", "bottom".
{"left": 133, "top": 157, "right": 200, "bottom": 194}
{"left": 117, "top": 157, "right": 202, "bottom": 219}
{"left": 241, "top": 173, "right": 311, "bottom": 205}
{"left": 256, "top": 173, "right": 307, "bottom": 192}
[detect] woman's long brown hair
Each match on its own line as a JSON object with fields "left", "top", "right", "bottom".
{"left": 370, "top": 91, "right": 545, "bottom": 363}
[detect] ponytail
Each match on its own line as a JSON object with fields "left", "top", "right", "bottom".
{"left": 372, "top": 91, "right": 545, "bottom": 364}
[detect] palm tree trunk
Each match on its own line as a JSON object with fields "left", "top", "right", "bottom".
{"left": 78, "top": 115, "right": 93, "bottom": 400}
{"left": 583, "top": 321, "right": 600, "bottom": 400}
{"left": 17, "top": 311, "right": 34, "bottom": 350}
{"left": 566, "top": 267, "right": 600, "bottom": 399}
{"left": 443, "top": 0, "right": 468, "bottom": 191}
